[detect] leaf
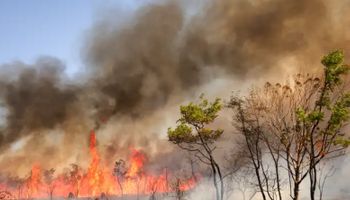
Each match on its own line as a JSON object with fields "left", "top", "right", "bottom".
{"left": 168, "top": 95, "right": 223, "bottom": 144}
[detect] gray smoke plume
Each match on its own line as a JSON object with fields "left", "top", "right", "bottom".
{"left": 0, "top": 0, "right": 349, "bottom": 180}
{"left": 84, "top": 0, "right": 350, "bottom": 120}
{"left": 83, "top": 2, "right": 184, "bottom": 119}
{"left": 0, "top": 57, "right": 79, "bottom": 150}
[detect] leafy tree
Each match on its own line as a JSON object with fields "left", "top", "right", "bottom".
{"left": 168, "top": 95, "right": 224, "bottom": 200}
{"left": 302, "top": 50, "right": 350, "bottom": 200}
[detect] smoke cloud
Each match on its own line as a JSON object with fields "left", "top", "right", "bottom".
{"left": 0, "top": 0, "right": 349, "bottom": 189}
{"left": 83, "top": 0, "right": 350, "bottom": 119}
{"left": 0, "top": 57, "right": 79, "bottom": 149}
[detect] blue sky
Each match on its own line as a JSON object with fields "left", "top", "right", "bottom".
{"left": 0, "top": 0, "right": 143, "bottom": 75}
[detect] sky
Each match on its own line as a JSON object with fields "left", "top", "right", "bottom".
{"left": 0, "top": 0, "right": 143, "bottom": 76}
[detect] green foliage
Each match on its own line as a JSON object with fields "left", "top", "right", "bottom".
{"left": 178, "top": 95, "right": 222, "bottom": 126}
{"left": 321, "top": 50, "right": 344, "bottom": 67}
{"left": 296, "top": 108, "right": 324, "bottom": 124}
{"left": 307, "top": 111, "right": 324, "bottom": 122}
{"left": 334, "top": 138, "right": 350, "bottom": 148}
{"left": 296, "top": 107, "right": 307, "bottom": 122}
{"left": 168, "top": 95, "right": 223, "bottom": 144}
{"left": 319, "top": 50, "right": 350, "bottom": 147}
{"left": 329, "top": 93, "right": 350, "bottom": 131}
{"left": 295, "top": 50, "right": 350, "bottom": 150}
{"left": 322, "top": 50, "right": 350, "bottom": 87}
{"left": 167, "top": 123, "right": 195, "bottom": 144}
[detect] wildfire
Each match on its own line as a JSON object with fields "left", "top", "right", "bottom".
{"left": 85, "top": 130, "right": 108, "bottom": 196}
{"left": 26, "top": 165, "right": 41, "bottom": 198}
{"left": 125, "top": 149, "right": 145, "bottom": 178}
{"left": 0, "top": 130, "right": 198, "bottom": 199}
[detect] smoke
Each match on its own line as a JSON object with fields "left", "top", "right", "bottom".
{"left": 83, "top": 0, "right": 350, "bottom": 119}
{"left": 181, "top": 0, "right": 350, "bottom": 79}
{"left": 0, "top": 57, "right": 79, "bottom": 149}
{"left": 0, "top": 0, "right": 349, "bottom": 190}
{"left": 0, "top": 57, "right": 94, "bottom": 176}
{"left": 83, "top": 2, "right": 184, "bottom": 119}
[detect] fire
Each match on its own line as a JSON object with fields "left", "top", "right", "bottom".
{"left": 125, "top": 149, "right": 145, "bottom": 178}
{"left": 0, "top": 130, "right": 198, "bottom": 199}
{"left": 86, "top": 130, "right": 105, "bottom": 196}
{"left": 25, "top": 165, "right": 41, "bottom": 198}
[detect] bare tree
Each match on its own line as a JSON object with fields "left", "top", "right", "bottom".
{"left": 43, "top": 168, "right": 56, "bottom": 200}
{"left": 230, "top": 165, "right": 258, "bottom": 200}
{"left": 317, "top": 162, "right": 335, "bottom": 200}
{"left": 172, "top": 178, "right": 185, "bottom": 200}
{"left": 7, "top": 176, "right": 25, "bottom": 199}
{"left": 222, "top": 145, "right": 248, "bottom": 200}
{"left": 231, "top": 98, "right": 283, "bottom": 199}
{"left": 229, "top": 50, "right": 350, "bottom": 200}
{"left": 68, "top": 164, "right": 83, "bottom": 198}
{"left": 113, "top": 159, "right": 127, "bottom": 197}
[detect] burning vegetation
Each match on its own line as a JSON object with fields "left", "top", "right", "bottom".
{"left": 1, "top": 0, "right": 350, "bottom": 199}
{"left": 0, "top": 130, "right": 197, "bottom": 199}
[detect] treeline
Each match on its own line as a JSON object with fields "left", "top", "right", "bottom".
{"left": 168, "top": 50, "right": 350, "bottom": 200}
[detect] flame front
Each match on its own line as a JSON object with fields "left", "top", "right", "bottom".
{"left": 84, "top": 131, "right": 107, "bottom": 196}
{"left": 25, "top": 165, "right": 41, "bottom": 198}
{"left": 0, "top": 130, "right": 197, "bottom": 199}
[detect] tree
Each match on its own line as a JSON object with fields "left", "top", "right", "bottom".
{"left": 43, "top": 168, "right": 56, "bottom": 200}
{"left": 229, "top": 50, "right": 350, "bottom": 200}
{"left": 6, "top": 176, "right": 25, "bottom": 199}
{"left": 68, "top": 164, "right": 82, "bottom": 198}
{"left": 224, "top": 148, "right": 258, "bottom": 200}
{"left": 170, "top": 177, "right": 186, "bottom": 200}
{"left": 113, "top": 159, "right": 127, "bottom": 197}
{"left": 303, "top": 50, "right": 350, "bottom": 200}
{"left": 168, "top": 95, "right": 224, "bottom": 200}
{"left": 229, "top": 94, "right": 284, "bottom": 200}
{"left": 316, "top": 162, "right": 335, "bottom": 200}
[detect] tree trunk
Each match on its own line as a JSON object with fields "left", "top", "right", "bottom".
{"left": 309, "top": 165, "right": 317, "bottom": 200}
{"left": 210, "top": 161, "right": 221, "bottom": 200}
{"left": 116, "top": 177, "right": 124, "bottom": 198}
{"left": 214, "top": 161, "right": 224, "bottom": 200}
{"left": 274, "top": 160, "right": 282, "bottom": 200}
{"left": 293, "top": 182, "right": 300, "bottom": 200}
{"left": 293, "top": 167, "right": 301, "bottom": 200}
{"left": 255, "top": 166, "right": 267, "bottom": 200}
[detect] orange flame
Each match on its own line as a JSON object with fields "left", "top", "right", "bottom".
{"left": 2, "top": 130, "right": 198, "bottom": 199}
{"left": 26, "top": 165, "right": 41, "bottom": 198}
{"left": 125, "top": 149, "right": 145, "bottom": 178}
{"left": 86, "top": 130, "right": 103, "bottom": 196}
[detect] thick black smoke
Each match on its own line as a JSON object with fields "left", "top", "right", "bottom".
{"left": 84, "top": 0, "right": 350, "bottom": 120}
{"left": 0, "top": 0, "right": 349, "bottom": 176}
{"left": 0, "top": 57, "right": 79, "bottom": 151}
{"left": 83, "top": 3, "right": 184, "bottom": 118}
